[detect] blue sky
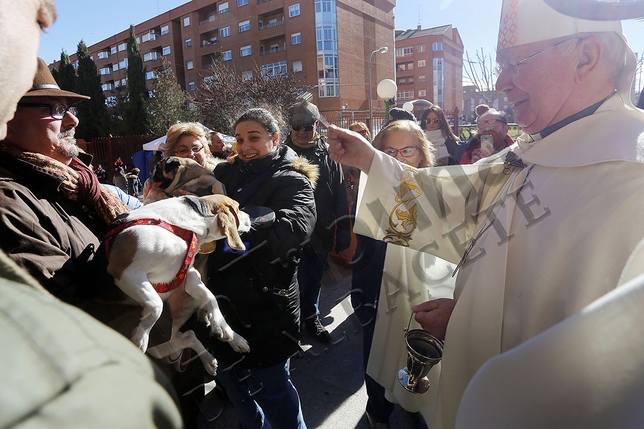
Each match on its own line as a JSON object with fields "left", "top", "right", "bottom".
{"left": 37, "top": 0, "right": 644, "bottom": 90}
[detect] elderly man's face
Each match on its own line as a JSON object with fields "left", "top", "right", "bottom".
{"left": 477, "top": 112, "right": 509, "bottom": 136}
{"left": 5, "top": 97, "right": 80, "bottom": 164}
{"left": 0, "top": 0, "right": 56, "bottom": 140}
{"left": 210, "top": 132, "right": 224, "bottom": 153}
{"left": 496, "top": 37, "right": 578, "bottom": 134}
{"left": 292, "top": 121, "right": 317, "bottom": 144}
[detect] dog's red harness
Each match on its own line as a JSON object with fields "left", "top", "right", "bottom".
{"left": 105, "top": 218, "right": 199, "bottom": 293}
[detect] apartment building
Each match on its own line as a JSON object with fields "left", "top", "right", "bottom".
{"left": 462, "top": 85, "right": 512, "bottom": 123}
{"left": 50, "top": 0, "right": 396, "bottom": 115}
{"left": 394, "top": 25, "right": 464, "bottom": 113}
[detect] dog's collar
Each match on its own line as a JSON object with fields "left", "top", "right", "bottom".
{"left": 105, "top": 218, "right": 198, "bottom": 293}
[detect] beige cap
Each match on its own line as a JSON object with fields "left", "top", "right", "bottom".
{"left": 497, "top": 0, "right": 636, "bottom": 98}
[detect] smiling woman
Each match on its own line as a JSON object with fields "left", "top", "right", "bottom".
{"left": 205, "top": 107, "right": 318, "bottom": 429}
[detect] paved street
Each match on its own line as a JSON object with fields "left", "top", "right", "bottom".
{"left": 199, "top": 260, "right": 427, "bottom": 429}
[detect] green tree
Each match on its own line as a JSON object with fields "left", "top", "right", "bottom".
{"left": 198, "top": 56, "right": 313, "bottom": 135}
{"left": 124, "top": 25, "right": 149, "bottom": 135}
{"left": 146, "top": 56, "right": 200, "bottom": 135}
{"left": 75, "top": 40, "right": 109, "bottom": 140}
{"left": 56, "top": 51, "right": 77, "bottom": 92}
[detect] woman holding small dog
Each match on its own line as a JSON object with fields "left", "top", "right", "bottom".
{"left": 207, "top": 108, "right": 317, "bottom": 429}
{"left": 161, "top": 122, "right": 218, "bottom": 170}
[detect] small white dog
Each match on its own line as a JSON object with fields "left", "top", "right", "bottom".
{"left": 106, "top": 194, "right": 251, "bottom": 375}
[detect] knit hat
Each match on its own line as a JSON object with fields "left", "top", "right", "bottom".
{"left": 20, "top": 58, "right": 90, "bottom": 104}
{"left": 384, "top": 107, "right": 417, "bottom": 126}
{"left": 288, "top": 100, "right": 320, "bottom": 127}
{"left": 497, "top": 0, "right": 636, "bottom": 97}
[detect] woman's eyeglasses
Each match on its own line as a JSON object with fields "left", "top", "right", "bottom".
{"left": 292, "top": 125, "right": 314, "bottom": 132}
{"left": 423, "top": 118, "right": 441, "bottom": 124}
{"left": 383, "top": 146, "right": 419, "bottom": 158}
{"left": 175, "top": 145, "right": 203, "bottom": 156}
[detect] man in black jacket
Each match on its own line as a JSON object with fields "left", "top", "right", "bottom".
{"left": 285, "top": 100, "right": 351, "bottom": 343}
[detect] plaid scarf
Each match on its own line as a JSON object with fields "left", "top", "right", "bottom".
{"left": 0, "top": 143, "right": 130, "bottom": 224}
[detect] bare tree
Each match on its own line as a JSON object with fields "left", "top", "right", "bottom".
{"left": 463, "top": 48, "right": 500, "bottom": 109}
{"left": 197, "top": 57, "right": 314, "bottom": 135}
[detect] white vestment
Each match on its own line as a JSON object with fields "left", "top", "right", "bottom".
{"left": 366, "top": 244, "right": 455, "bottom": 423}
{"left": 354, "top": 93, "right": 644, "bottom": 428}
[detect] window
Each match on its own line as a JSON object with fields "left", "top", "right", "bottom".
{"left": 239, "top": 20, "right": 250, "bottom": 32}
{"left": 417, "top": 44, "right": 426, "bottom": 52}
{"left": 118, "top": 42, "right": 127, "bottom": 52}
{"left": 218, "top": 2, "right": 229, "bottom": 13}
{"left": 418, "top": 59, "right": 426, "bottom": 67}
{"left": 183, "top": 16, "right": 190, "bottom": 26}
{"left": 418, "top": 75, "right": 426, "bottom": 82}
{"left": 112, "top": 64, "right": 119, "bottom": 72}
{"left": 395, "top": 47, "right": 413, "bottom": 57}
{"left": 101, "top": 82, "right": 113, "bottom": 91}
{"left": 114, "top": 80, "right": 120, "bottom": 88}
{"left": 142, "top": 31, "right": 159, "bottom": 42}
{"left": 223, "top": 50, "right": 232, "bottom": 61}
{"left": 188, "top": 81, "right": 196, "bottom": 91}
{"left": 396, "top": 63, "right": 406, "bottom": 72}
{"left": 99, "top": 67, "right": 111, "bottom": 75}
{"left": 240, "top": 45, "right": 252, "bottom": 57}
{"left": 220, "top": 26, "right": 230, "bottom": 38}
{"left": 397, "top": 78, "right": 406, "bottom": 85}
{"left": 407, "top": 62, "right": 414, "bottom": 71}
{"left": 97, "top": 51, "right": 109, "bottom": 59}
{"left": 292, "top": 60, "right": 302, "bottom": 72}
{"left": 261, "top": 60, "right": 287, "bottom": 78}
{"left": 161, "top": 25, "right": 169, "bottom": 35}
{"left": 110, "top": 46, "right": 117, "bottom": 55}
{"left": 145, "top": 71, "right": 157, "bottom": 80}
{"left": 408, "top": 77, "right": 414, "bottom": 84}
{"left": 418, "top": 90, "right": 427, "bottom": 97}
{"left": 396, "top": 90, "right": 414, "bottom": 100}
{"left": 121, "top": 78, "right": 128, "bottom": 85}
{"left": 242, "top": 70, "right": 252, "bottom": 81}
{"left": 291, "top": 33, "right": 301, "bottom": 45}
{"left": 186, "top": 60, "right": 194, "bottom": 70}
{"left": 105, "top": 95, "right": 117, "bottom": 106}
{"left": 185, "top": 38, "right": 192, "bottom": 48}
{"left": 289, "top": 4, "right": 300, "bottom": 17}
{"left": 433, "top": 42, "right": 443, "bottom": 51}
{"left": 143, "top": 52, "right": 159, "bottom": 61}
{"left": 237, "top": 0, "right": 248, "bottom": 5}
{"left": 315, "top": 0, "right": 333, "bottom": 12}
{"left": 162, "top": 46, "right": 171, "bottom": 55}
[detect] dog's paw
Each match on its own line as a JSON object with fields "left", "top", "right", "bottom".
{"left": 204, "top": 358, "right": 218, "bottom": 376}
{"left": 227, "top": 333, "right": 250, "bottom": 353}
{"left": 131, "top": 327, "right": 149, "bottom": 353}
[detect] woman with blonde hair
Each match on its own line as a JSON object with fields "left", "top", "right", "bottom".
{"left": 160, "top": 122, "right": 218, "bottom": 170}
{"left": 353, "top": 118, "right": 454, "bottom": 428}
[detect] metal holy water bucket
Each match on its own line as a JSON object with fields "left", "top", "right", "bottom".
{"left": 398, "top": 313, "right": 444, "bottom": 394}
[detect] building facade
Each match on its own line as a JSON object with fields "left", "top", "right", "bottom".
{"left": 394, "top": 25, "right": 463, "bottom": 113}
{"left": 462, "top": 85, "right": 513, "bottom": 124}
{"left": 50, "top": 0, "right": 396, "bottom": 115}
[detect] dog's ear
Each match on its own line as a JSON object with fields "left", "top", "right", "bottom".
{"left": 199, "top": 241, "right": 216, "bottom": 254}
{"left": 164, "top": 157, "right": 181, "bottom": 173}
{"left": 182, "top": 195, "right": 209, "bottom": 217}
{"left": 219, "top": 209, "right": 245, "bottom": 251}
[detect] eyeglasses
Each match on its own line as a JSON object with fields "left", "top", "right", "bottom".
{"left": 292, "top": 125, "right": 314, "bottom": 132}
{"left": 494, "top": 36, "right": 579, "bottom": 77}
{"left": 383, "top": 146, "right": 419, "bottom": 158}
{"left": 175, "top": 145, "right": 203, "bottom": 156}
{"left": 423, "top": 118, "right": 440, "bottom": 124}
{"left": 478, "top": 118, "right": 505, "bottom": 127}
{"left": 18, "top": 102, "right": 78, "bottom": 120}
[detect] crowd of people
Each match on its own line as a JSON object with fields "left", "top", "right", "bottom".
{"left": 2, "top": 0, "right": 644, "bottom": 429}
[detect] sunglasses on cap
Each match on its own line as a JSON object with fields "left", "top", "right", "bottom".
{"left": 292, "top": 125, "right": 314, "bottom": 132}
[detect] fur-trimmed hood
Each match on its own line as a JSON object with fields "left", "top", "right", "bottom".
{"left": 291, "top": 155, "right": 319, "bottom": 189}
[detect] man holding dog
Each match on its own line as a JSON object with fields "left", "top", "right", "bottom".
{"left": 328, "top": 0, "right": 644, "bottom": 427}
{"left": 0, "top": 2, "right": 182, "bottom": 427}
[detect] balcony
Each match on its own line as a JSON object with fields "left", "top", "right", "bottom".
{"left": 199, "top": 15, "right": 216, "bottom": 26}
{"left": 260, "top": 45, "right": 286, "bottom": 56}
{"left": 259, "top": 17, "right": 284, "bottom": 30}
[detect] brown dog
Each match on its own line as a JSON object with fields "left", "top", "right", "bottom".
{"left": 106, "top": 194, "right": 251, "bottom": 375}
{"left": 144, "top": 156, "right": 226, "bottom": 203}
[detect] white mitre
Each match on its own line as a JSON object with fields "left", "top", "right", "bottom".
{"left": 497, "top": 0, "right": 636, "bottom": 98}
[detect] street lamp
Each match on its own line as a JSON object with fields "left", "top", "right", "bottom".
{"left": 368, "top": 46, "right": 389, "bottom": 121}
{"left": 377, "top": 79, "right": 397, "bottom": 122}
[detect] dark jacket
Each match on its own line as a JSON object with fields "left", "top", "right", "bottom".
{"left": 284, "top": 134, "right": 351, "bottom": 253}
{"left": 0, "top": 154, "right": 110, "bottom": 303}
{"left": 208, "top": 146, "right": 317, "bottom": 368}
